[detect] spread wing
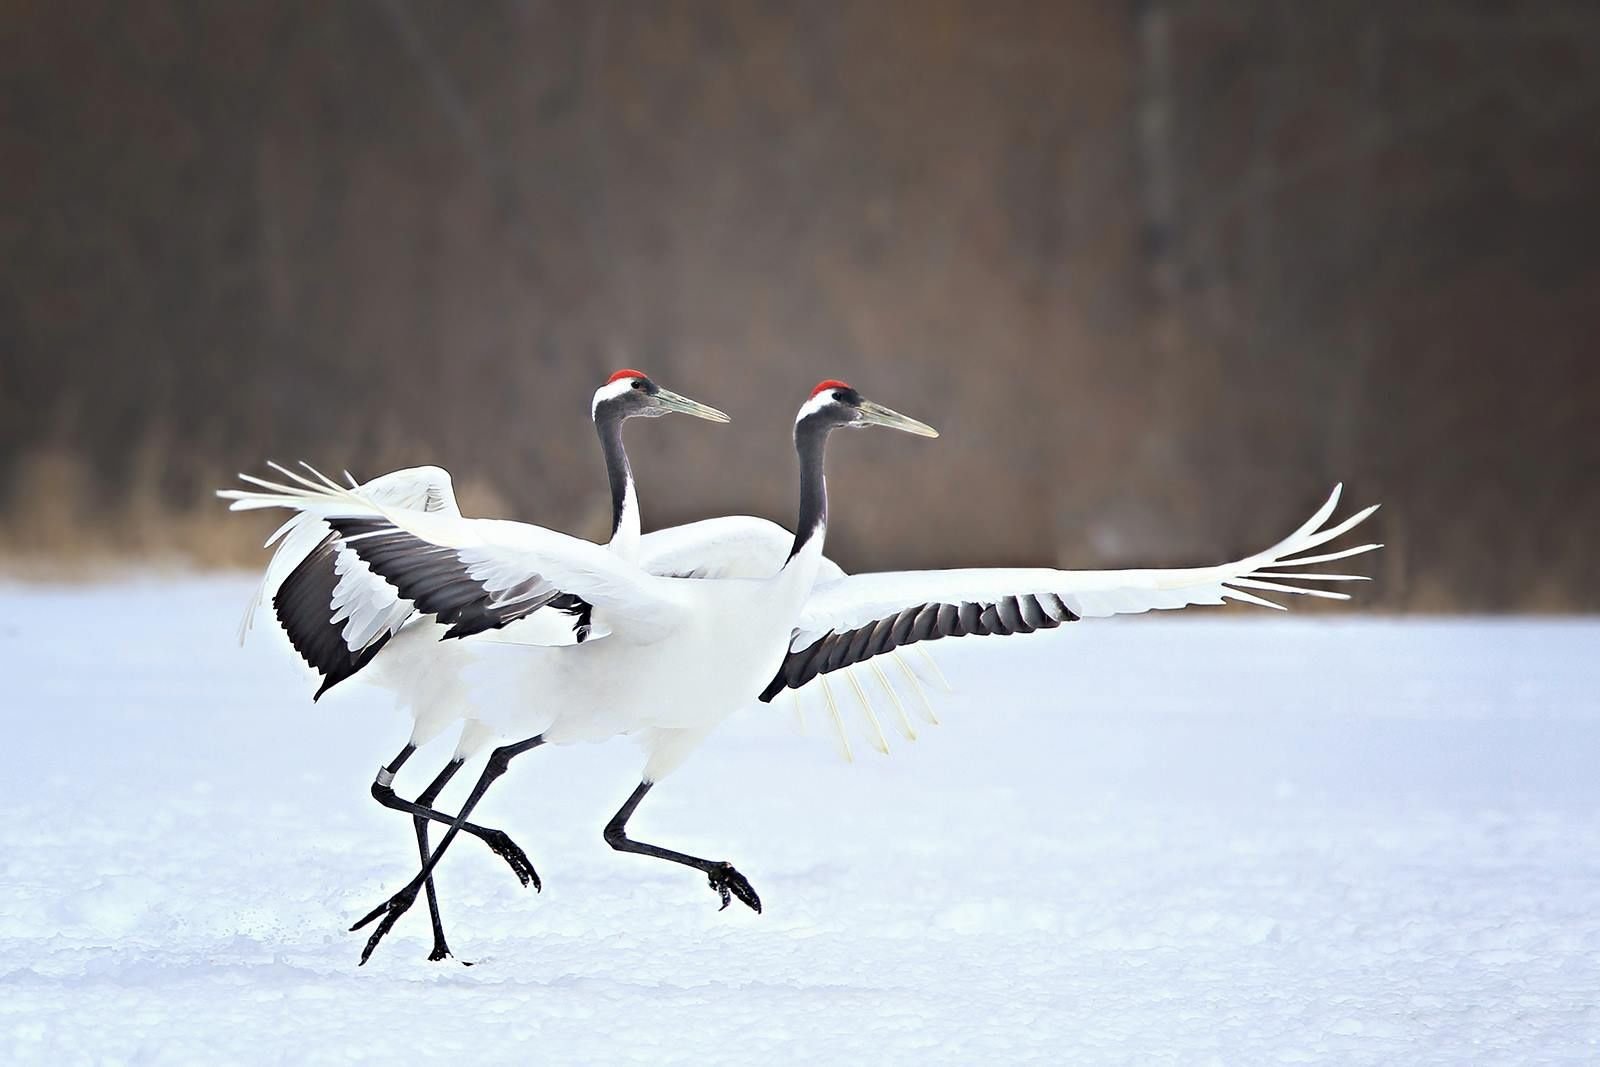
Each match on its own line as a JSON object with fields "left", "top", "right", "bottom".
{"left": 222, "top": 464, "right": 685, "bottom": 647}
{"left": 763, "top": 485, "right": 1380, "bottom": 701}
{"left": 233, "top": 464, "right": 460, "bottom": 697}
{"left": 636, "top": 514, "right": 951, "bottom": 761}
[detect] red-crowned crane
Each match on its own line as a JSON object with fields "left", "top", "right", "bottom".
{"left": 229, "top": 379, "right": 1378, "bottom": 965}
{"left": 227, "top": 372, "right": 941, "bottom": 961}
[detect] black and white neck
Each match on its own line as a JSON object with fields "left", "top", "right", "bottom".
{"left": 592, "top": 373, "right": 648, "bottom": 559}
{"left": 785, "top": 381, "right": 862, "bottom": 566}
{"left": 588, "top": 368, "right": 731, "bottom": 559}
{"left": 782, "top": 378, "right": 939, "bottom": 571}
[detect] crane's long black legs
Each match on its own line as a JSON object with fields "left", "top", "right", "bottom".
{"left": 407, "top": 757, "right": 455, "bottom": 961}
{"left": 369, "top": 747, "right": 539, "bottom": 888}
{"left": 366, "top": 745, "right": 539, "bottom": 964}
{"left": 369, "top": 745, "right": 453, "bottom": 959}
{"left": 351, "top": 736, "right": 547, "bottom": 965}
{"left": 603, "top": 781, "right": 762, "bottom": 913}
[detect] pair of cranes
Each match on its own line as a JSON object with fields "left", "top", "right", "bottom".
{"left": 223, "top": 372, "right": 1379, "bottom": 964}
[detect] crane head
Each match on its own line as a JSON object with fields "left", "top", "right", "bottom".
{"left": 796, "top": 379, "right": 939, "bottom": 439}
{"left": 592, "top": 370, "right": 730, "bottom": 424}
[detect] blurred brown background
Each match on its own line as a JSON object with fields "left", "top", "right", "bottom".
{"left": 3, "top": 1, "right": 1597, "bottom": 609}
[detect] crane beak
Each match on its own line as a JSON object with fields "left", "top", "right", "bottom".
{"left": 653, "top": 389, "right": 731, "bottom": 423}
{"left": 857, "top": 399, "right": 939, "bottom": 438}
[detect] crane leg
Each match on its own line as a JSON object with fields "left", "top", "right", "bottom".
{"left": 369, "top": 745, "right": 540, "bottom": 890}
{"left": 369, "top": 744, "right": 458, "bottom": 960}
{"left": 351, "top": 736, "right": 547, "bottom": 965}
{"left": 366, "top": 745, "right": 539, "bottom": 964}
{"left": 408, "top": 758, "right": 456, "bottom": 962}
{"left": 602, "top": 781, "right": 762, "bottom": 914}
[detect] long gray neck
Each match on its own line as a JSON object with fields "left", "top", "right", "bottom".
{"left": 787, "top": 416, "right": 830, "bottom": 564}
{"left": 596, "top": 412, "right": 640, "bottom": 557}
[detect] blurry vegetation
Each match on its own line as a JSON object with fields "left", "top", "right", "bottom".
{"left": 2, "top": 2, "right": 1596, "bottom": 609}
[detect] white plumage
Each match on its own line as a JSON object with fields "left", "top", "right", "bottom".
{"left": 222, "top": 377, "right": 1381, "bottom": 965}
{"left": 790, "top": 484, "right": 1377, "bottom": 649}
{"left": 231, "top": 399, "right": 1375, "bottom": 782}
{"left": 232, "top": 467, "right": 826, "bottom": 759}
{"left": 236, "top": 474, "right": 939, "bottom": 756}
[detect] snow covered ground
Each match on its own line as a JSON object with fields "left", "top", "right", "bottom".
{"left": 1, "top": 575, "right": 1596, "bottom": 1064}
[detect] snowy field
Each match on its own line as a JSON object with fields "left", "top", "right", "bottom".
{"left": 2, "top": 576, "right": 1597, "bottom": 1065}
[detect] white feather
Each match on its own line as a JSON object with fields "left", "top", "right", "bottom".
{"left": 789, "top": 487, "right": 1380, "bottom": 650}
{"left": 232, "top": 465, "right": 458, "bottom": 646}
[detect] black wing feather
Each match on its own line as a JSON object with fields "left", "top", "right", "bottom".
{"left": 758, "top": 593, "right": 1079, "bottom": 702}
{"left": 328, "top": 517, "right": 589, "bottom": 642}
{"left": 272, "top": 534, "right": 400, "bottom": 700}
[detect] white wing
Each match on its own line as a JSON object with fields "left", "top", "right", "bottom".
{"left": 637, "top": 515, "right": 848, "bottom": 582}
{"left": 238, "top": 464, "right": 460, "bottom": 641}
{"left": 635, "top": 514, "right": 947, "bottom": 761}
{"left": 222, "top": 464, "right": 685, "bottom": 642}
{"left": 764, "top": 485, "right": 1380, "bottom": 699}
{"left": 235, "top": 465, "right": 463, "bottom": 696}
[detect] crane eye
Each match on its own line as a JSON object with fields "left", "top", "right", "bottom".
{"left": 631, "top": 380, "right": 646, "bottom": 390}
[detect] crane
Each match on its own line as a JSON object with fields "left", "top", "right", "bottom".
{"left": 227, "top": 379, "right": 1378, "bottom": 964}
{"left": 227, "top": 373, "right": 942, "bottom": 961}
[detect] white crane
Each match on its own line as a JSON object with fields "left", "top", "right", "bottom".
{"left": 229, "top": 372, "right": 941, "bottom": 962}
{"left": 228, "top": 379, "right": 1379, "bottom": 965}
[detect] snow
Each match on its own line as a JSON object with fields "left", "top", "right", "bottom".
{"left": 2, "top": 575, "right": 1597, "bottom": 1064}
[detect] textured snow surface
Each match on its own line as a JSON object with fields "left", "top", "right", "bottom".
{"left": 2, "top": 576, "right": 1597, "bottom": 1065}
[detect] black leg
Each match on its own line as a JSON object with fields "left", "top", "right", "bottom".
{"left": 409, "top": 759, "right": 461, "bottom": 963}
{"left": 370, "top": 751, "right": 539, "bottom": 889}
{"left": 603, "top": 781, "right": 762, "bottom": 913}
{"left": 351, "top": 735, "right": 547, "bottom": 965}
{"left": 370, "top": 745, "right": 452, "bottom": 962}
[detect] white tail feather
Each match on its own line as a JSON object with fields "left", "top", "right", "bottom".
{"left": 1222, "top": 588, "right": 1287, "bottom": 611}
{"left": 1229, "top": 578, "right": 1351, "bottom": 600}
{"left": 1206, "top": 493, "right": 1381, "bottom": 606}
{"left": 1266, "top": 543, "right": 1383, "bottom": 568}
{"left": 1276, "top": 482, "right": 1343, "bottom": 549}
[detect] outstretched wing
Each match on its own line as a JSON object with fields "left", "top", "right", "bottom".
{"left": 234, "top": 464, "right": 460, "bottom": 697}
{"left": 223, "top": 464, "right": 685, "bottom": 645}
{"left": 636, "top": 514, "right": 943, "bottom": 761}
{"left": 763, "top": 485, "right": 1380, "bottom": 701}
{"left": 237, "top": 465, "right": 458, "bottom": 640}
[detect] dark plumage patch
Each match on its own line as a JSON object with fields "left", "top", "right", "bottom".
{"left": 273, "top": 533, "right": 400, "bottom": 700}
{"left": 759, "top": 593, "right": 1079, "bottom": 702}
{"left": 328, "top": 518, "right": 584, "bottom": 641}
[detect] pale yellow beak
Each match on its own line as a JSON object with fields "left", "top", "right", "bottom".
{"left": 857, "top": 399, "right": 939, "bottom": 438}
{"left": 654, "top": 388, "right": 731, "bottom": 423}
